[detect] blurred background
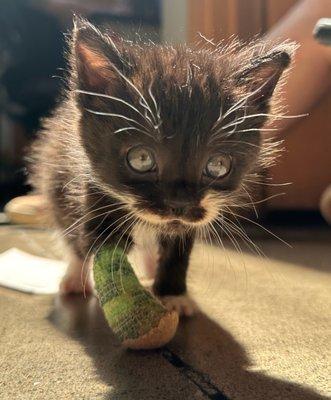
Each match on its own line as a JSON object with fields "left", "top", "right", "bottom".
{"left": 0, "top": 0, "right": 162, "bottom": 209}
{"left": 0, "top": 0, "right": 331, "bottom": 226}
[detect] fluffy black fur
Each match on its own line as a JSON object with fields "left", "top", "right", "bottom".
{"left": 30, "top": 18, "right": 293, "bottom": 299}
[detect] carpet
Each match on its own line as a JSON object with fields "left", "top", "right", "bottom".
{"left": 0, "top": 225, "right": 330, "bottom": 399}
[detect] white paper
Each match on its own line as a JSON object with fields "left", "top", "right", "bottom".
{"left": 0, "top": 248, "right": 66, "bottom": 294}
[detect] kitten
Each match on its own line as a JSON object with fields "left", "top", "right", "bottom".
{"left": 30, "top": 18, "right": 292, "bottom": 316}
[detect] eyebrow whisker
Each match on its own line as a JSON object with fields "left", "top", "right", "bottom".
{"left": 75, "top": 89, "right": 155, "bottom": 128}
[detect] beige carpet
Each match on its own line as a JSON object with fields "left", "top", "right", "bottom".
{"left": 0, "top": 225, "right": 330, "bottom": 400}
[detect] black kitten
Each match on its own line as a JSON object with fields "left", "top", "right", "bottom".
{"left": 30, "top": 18, "right": 292, "bottom": 315}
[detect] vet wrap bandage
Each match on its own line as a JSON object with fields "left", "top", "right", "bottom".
{"left": 93, "top": 246, "right": 179, "bottom": 349}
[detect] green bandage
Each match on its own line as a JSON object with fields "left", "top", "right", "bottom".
{"left": 93, "top": 246, "right": 179, "bottom": 349}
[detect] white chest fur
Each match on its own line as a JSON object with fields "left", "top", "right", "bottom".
{"left": 128, "top": 223, "right": 159, "bottom": 280}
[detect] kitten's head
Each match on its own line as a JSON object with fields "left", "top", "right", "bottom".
{"left": 71, "top": 18, "right": 293, "bottom": 236}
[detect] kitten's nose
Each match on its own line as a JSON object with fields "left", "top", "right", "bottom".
{"left": 165, "top": 199, "right": 188, "bottom": 215}
{"left": 169, "top": 206, "right": 186, "bottom": 217}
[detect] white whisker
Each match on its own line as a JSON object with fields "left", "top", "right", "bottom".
{"left": 85, "top": 108, "right": 151, "bottom": 133}
{"left": 148, "top": 84, "right": 162, "bottom": 130}
{"left": 75, "top": 89, "right": 154, "bottom": 128}
{"left": 227, "top": 211, "right": 291, "bottom": 247}
{"left": 81, "top": 211, "right": 137, "bottom": 292}
{"left": 241, "top": 184, "right": 259, "bottom": 219}
{"left": 60, "top": 203, "right": 126, "bottom": 238}
{"left": 105, "top": 60, "right": 158, "bottom": 126}
{"left": 113, "top": 126, "right": 154, "bottom": 138}
{"left": 243, "top": 178, "right": 291, "bottom": 187}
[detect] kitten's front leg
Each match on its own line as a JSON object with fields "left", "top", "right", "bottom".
{"left": 59, "top": 252, "right": 93, "bottom": 295}
{"left": 153, "top": 234, "right": 198, "bottom": 316}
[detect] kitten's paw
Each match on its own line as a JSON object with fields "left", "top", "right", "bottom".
{"left": 59, "top": 273, "right": 93, "bottom": 295}
{"left": 139, "top": 277, "right": 154, "bottom": 292}
{"left": 160, "top": 295, "right": 198, "bottom": 317}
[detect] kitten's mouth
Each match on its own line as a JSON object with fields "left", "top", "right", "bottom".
{"left": 166, "top": 219, "right": 184, "bottom": 228}
{"left": 133, "top": 193, "right": 221, "bottom": 232}
{"left": 135, "top": 212, "right": 208, "bottom": 232}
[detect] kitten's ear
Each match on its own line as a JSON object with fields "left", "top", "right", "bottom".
{"left": 72, "top": 17, "right": 129, "bottom": 91}
{"left": 235, "top": 45, "right": 294, "bottom": 108}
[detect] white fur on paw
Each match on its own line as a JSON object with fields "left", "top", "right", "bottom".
{"left": 59, "top": 274, "right": 93, "bottom": 295}
{"left": 139, "top": 277, "right": 154, "bottom": 292}
{"left": 160, "top": 295, "right": 198, "bottom": 317}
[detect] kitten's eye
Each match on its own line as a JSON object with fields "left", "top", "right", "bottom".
{"left": 204, "top": 154, "right": 232, "bottom": 179}
{"left": 127, "top": 146, "right": 156, "bottom": 173}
